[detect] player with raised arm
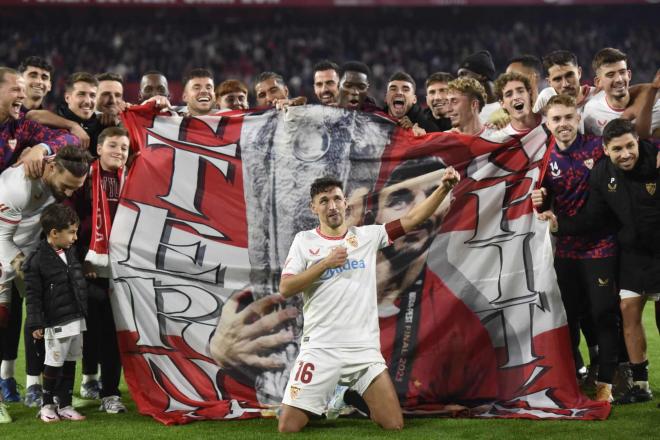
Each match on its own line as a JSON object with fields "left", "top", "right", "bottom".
{"left": 277, "top": 168, "right": 459, "bottom": 432}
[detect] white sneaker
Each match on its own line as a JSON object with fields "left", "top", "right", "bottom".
{"left": 0, "top": 402, "right": 12, "bottom": 423}
{"left": 57, "top": 405, "right": 86, "bottom": 421}
{"left": 99, "top": 395, "right": 126, "bottom": 414}
{"left": 39, "top": 404, "right": 60, "bottom": 423}
{"left": 326, "top": 385, "right": 349, "bottom": 420}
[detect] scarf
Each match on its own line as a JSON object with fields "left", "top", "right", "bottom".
{"left": 84, "top": 160, "right": 125, "bottom": 277}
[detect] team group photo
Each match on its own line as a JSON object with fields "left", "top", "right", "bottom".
{"left": 0, "top": 1, "right": 658, "bottom": 438}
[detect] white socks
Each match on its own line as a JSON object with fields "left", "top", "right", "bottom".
{"left": 83, "top": 374, "right": 98, "bottom": 383}
{"left": 0, "top": 360, "right": 15, "bottom": 380}
{"left": 26, "top": 375, "right": 41, "bottom": 388}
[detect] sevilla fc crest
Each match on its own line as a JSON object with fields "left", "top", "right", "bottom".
{"left": 8, "top": 139, "right": 17, "bottom": 151}
{"left": 346, "top": 235, "right": 358, "bottom": 248}
{"left": 583, "top": 159, "right": 594, "bottom": 170}
{"left": 289, "top": 386, "right": 301, "bottom": 400}
{"left": 646, "top": 183, "right": 656, "bottom": 196}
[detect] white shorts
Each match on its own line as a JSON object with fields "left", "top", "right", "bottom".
{"left": 45, "top": 334, "right": 83, "bottom": 367}
{"left": 281, "top": 346, "right": 387, "bottom": 416}
{"left": 619, "top": 289, "right": 660, "bottom": 301}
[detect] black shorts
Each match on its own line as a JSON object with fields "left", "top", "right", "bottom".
{"left": 619, "top": 250, "right": 660, "bottom": 294}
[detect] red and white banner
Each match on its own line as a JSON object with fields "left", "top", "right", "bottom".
{"left": 113, "top": 103, "right": 609, "bottom": 424}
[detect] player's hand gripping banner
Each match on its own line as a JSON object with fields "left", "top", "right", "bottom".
{"left": 114, "top": 103, "right": 610, "bottom": 424}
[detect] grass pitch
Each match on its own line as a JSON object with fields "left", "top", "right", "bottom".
{"left": 2, "top": 307, "right": 658, "bottom": 440}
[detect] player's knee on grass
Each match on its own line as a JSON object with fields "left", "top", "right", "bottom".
{"left": 278, "top": 404, "right": 310, "bottom": 433}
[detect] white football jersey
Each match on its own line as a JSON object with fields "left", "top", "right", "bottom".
{"left": 583, "top": 90, "right": 660, "bottom": 136}
{"left": 479, "top": 102, "right": 501, "bottom": 124}
{"left": 282, "top": 225, "right": 391, "bottom": 350}
{"left": 0, "top": 165, "right": 54, "bottom": 282}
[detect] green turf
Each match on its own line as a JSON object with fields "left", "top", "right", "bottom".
{"left": 2, "top": 306, "right": 658, "bottom": 439}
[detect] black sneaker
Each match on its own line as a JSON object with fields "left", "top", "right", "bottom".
{"left": 613, "top": 385, "right": 653, "bottom": 405}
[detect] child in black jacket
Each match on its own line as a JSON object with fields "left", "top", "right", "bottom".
{"left": 24, "top": 203, "right": 88, "bottom": 423}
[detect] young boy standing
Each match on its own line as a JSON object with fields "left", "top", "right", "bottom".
{"left": 25, "top": 203, "right": 88, "bottom": 422}
{"left": 70, "top": 126, "right": 129, "bottom": 413}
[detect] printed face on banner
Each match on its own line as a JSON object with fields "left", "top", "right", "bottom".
{"left": 112, "top": 105, "right": 608, "bottom": 424}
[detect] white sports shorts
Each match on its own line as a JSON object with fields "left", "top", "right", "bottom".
{"left": 44, "top": 334, "right": 83, "bottom": 367}
{"left": 281, "top": 346, "right": 387, "bottom": 416}
{"left": 619, "top": 289, "right": 660, "bottom": 301}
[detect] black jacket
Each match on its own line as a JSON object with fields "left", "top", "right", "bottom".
{"left": 56, "top": 103, "right": 104, "bottom": 157}
{"left": 24, "top": 239, "right": 88, "bottom": 330}
{"left": 383, "top": 103, "right": 444, "bottom": 133}
{"left": 421, "top": 107, "right": 452, "bottom": 132}
{"left": 557, "top": 140, "right": 660, "bottom": 290}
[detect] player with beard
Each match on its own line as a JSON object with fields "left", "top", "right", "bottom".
{"left": 254, "top": 71, "right": 306, "bottom": 110}
{"left": 534, "top": 51, "right": 597, "bottom": 118}
{"left": 95, "top": 73, "right": 125, "bottom": 127}
{"left": 215, "top": 79, "right": 249, "bottom": 111}
{"left": 178, "top": 68, "right": 215, "bottom": 117}
{"left": 494, "top": 72, "right": 540, "bottom": 135}
{"left": 583, "top": 48, "right": 660, "bottom": 137}
{"left": 0, "top": 146, "right": 91, "bottom": 420}
{"left": 277, "top": 168, "right": 460, "bottom": 432}
{"left": 384, "top": 72, "right": 438, "bottom": 134}
{"left": 540, "top": 118, "right": 660, "bottom": 405}
{"left": 138, "top": 71, "right": 170, "bottom": 102}
{"left": 327, "top": 158, "right": 499, "bottom": 419}
{"left": 0, "top": 67, "right": 80, "bottom": 176}
{"left": 337, "top": 61, "right": 379, "bottom": 113}
{"left": 424, "top": 72, "right": 453, "bottom": 132}
{"left": 313, "top": 61, "right": 340, "bottom": 106}
{"left": 531, "top": 95, "right": 620, "bottom": 402}
{"left": 445, "top": 77, "right": 487, "bottom": 135}
{"left": 17, "top": 57, "right": 91, "bottom": 151}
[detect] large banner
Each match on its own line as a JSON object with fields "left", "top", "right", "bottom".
{"left": 114, "top": 103, "right": 609, "bottom": 425}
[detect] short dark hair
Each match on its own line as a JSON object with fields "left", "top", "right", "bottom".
{"left": 182, "top": 68, "right": 213, "bottom": 87}
{"left": 96, "top": 72, "right": 124, "bottom": 85}
{"left": 313, "top": 60, "right": 340, "bottom": 75}
{"left": 340, "top": 61, "right": 371, "bottom": 79}
{"left": 542, "top": 50, "right": 578, "bottom": 75}
{"left": 53, "top": 146, "right": 93, "bottom": 178}
{"left": 40, "top": 203, "right": 79, "bottom": 235}
{"left": 310, "top": 176, "right": 343, "bottom": 201}
{"left": 508, "top": 54, "right": 543, "bottom": 77}
{"left": 592, "top": 48, "right": 627, "bottom": 73}
{"left": 254, "top": 71, "right": 285, "bottom": 90}
{"left": 425, "top": 72, "right": 454, "bottom": 89}
{"left": 65, "top": 72, "right": 98, "bottom": 92}
{"left": 388, "top": 71, "right": 416, "bottom": 90}
{"left": 384, "top": 157, "right": 445, "bottom": 188}
{"left": 18, "top": 56, "right": 53, "bottom": 74}
{"left": 494, "top": 72, "right": 532, "bottom": 101}
{"left": 0, "top": 67, "right": 20, "bottom": 85}
{"left": 603, "top": 118, "right": 636, "bottom": 146}
{"left": 98, "top": 126, "right": 129, "bottom": 146}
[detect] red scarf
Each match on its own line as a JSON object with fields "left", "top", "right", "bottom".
{"left": 85, "top": 160, "right": 124, "bottom": 276}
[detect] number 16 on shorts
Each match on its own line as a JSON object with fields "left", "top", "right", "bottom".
{"left": 294, "top": 361, "right": 316, "bottom": 384}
